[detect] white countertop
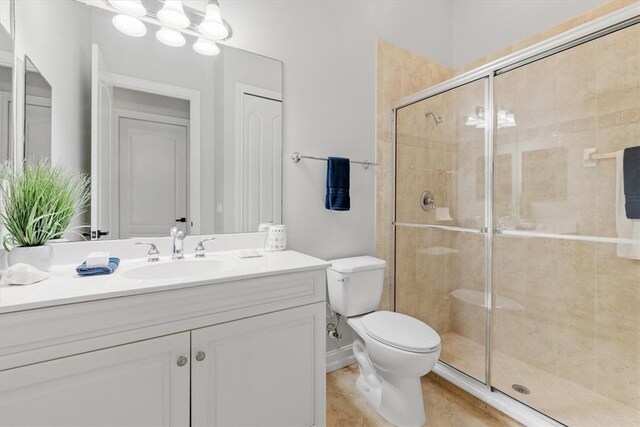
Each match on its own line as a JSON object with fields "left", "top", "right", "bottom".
{"left": 0, "top": 250, "right": 330, "bottom": 314}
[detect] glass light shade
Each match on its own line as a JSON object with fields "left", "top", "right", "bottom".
{"left": 156, "top": 27, "right": 186, "bottom": 47}
{"left": 199, "top": 3, "right": 229, "bottom": 40}
{"left": 109, "top": 0, "right": 146, "bottom": 17}
{"left": 193, "top": 38, "right": 220, "bottom": 56}
{"left": 112, "top": 14, "right": 147, "bottom": 37}
{"left": 157, "top": 0, "right": 190, "bottom": 29}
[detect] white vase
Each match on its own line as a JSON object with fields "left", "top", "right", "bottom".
{"left": 8, "top": 244, "right": 54, "bottom": 272}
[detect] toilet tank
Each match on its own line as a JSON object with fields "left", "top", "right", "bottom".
{"left": 327, "top": 256, "right": 387, "bottom": 317}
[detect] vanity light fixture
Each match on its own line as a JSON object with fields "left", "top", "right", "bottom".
{"left": 199, "top": 2, "right": 229, "bottom": 40}
{"left": 112, "top": 14, "right": 147, "bottom": 37}
{"left": 156, "top": 27, "right": 186, "bottom": 47}
{"left": 100, "top": 0, "right": 232, "bottom": 55}
{"left": 109, "top": 0, "right": 146, "bottom": 17}
{"left": 157, "top": 0, "right": 190, "bottom": 29}
{"left": 193, "top": 38, "right": 220, "bottom": 56}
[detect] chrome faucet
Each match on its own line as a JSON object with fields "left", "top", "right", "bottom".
{"left": 170, "top": 226, "right": 185, "bottom": 259}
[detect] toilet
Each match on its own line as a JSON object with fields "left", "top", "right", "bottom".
{"left": 327, "top": 256, "right": 441, "bottom": 427}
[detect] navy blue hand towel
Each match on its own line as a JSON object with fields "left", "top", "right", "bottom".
{"left": 325, "top": 157, "right": 350, "bottom": 211}
{"left": 76, "top": 257, "right": 120, "bottom": 276}
{"left": 624, "top": 146, "right": 640, "bottom": 219}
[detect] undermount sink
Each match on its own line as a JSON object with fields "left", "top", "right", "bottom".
{"left": 122, "top": 259, "right": 236, "bottom": 281}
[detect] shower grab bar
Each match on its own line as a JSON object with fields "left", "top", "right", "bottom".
{"left": 393, "top": 222, "right": 483, "bottom": 234}
{"left": 290, "top": 152, "right": 376, "bottom": 169}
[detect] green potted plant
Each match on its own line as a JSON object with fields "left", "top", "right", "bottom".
{"left": 1, "top": 161, "right": 90, "bottom": 272}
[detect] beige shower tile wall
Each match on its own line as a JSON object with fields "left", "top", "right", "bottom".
{"left": 375, "top": 39, "right": 452, "bottom": 312}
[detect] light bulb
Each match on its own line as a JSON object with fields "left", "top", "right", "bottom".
{"left": 193, "top": 38, "right": 220, "bottom": 56}
{"left": 112, "top": 14, "right": 147, "bottom": 37}
{"left": 199, "top": 3, "right": 229, "bottom": 40}
{"left": 157, "top": 0, "right": 190, "bottom": 29}
{"left": 109, "top": 0, "right": 146, "bottom": 17}
{"left": 156, "top": 27, "right": 186, "bottom": 47}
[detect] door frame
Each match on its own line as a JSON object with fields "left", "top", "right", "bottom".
{"left": 110, "top": 73, "right": 201, "bottom": 235}
{"left": 234, "top": 84, "right": 283, "bottom": 231}
{"left": 113, "top": 109, "right": 190, "bottom": 239}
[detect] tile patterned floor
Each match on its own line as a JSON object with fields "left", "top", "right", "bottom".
{"left": 440, "top": 332, "right": 640, "bottom": 427}
{"left": 327, "top": 364, "right": 522, "bottom": 427}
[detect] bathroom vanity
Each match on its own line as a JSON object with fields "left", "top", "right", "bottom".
{"left": 0, "top": 249, "right": 328, "bottom": 426}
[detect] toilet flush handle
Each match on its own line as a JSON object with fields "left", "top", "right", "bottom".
{"left": 337, "top": 277, "right": 349, "bottom": 283}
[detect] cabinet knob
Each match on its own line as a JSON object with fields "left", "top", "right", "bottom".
{"left": 177, "top": 355, "right": 188, "bottom": 367}
{"left": 195, "top": 351, "right": 206, "bottom": 362}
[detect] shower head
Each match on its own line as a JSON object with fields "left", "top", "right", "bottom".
{"left": 425, "top": 111, "right": 443, "bottom": 125}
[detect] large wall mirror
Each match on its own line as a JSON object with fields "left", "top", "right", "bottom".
{"left": 12, "top": 0, "right": 283, "bottom": 241}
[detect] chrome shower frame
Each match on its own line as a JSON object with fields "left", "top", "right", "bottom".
{"left": 389, "top": 4, "right": 640, "bottom": 426}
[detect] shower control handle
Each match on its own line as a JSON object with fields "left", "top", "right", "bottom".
{"left": 421, "top": 192, "right": 435, "bottom": 211}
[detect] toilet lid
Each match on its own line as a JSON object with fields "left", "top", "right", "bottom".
{"left": 362, "top": 311, "right": 441, "bottom": 353}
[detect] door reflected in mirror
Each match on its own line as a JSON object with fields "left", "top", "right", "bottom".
{"left": 13, "top": 0, "right": 283, "bottom": 241}
{"left": 24, "top": 56, "right": 51, "bottom": 164}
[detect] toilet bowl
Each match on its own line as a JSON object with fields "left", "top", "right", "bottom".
{"left": 327, "top": 256, "right": 442, "bottom": 427}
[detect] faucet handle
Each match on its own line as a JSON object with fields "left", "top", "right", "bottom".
{"left": 195, "top": 237, "right": 216, "bottom": 258}
{"left": 135, "top": 242, "right": 160, "bottom": 262}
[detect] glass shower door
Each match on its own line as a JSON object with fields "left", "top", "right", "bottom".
{"left": 492, "top": 22, "right": 640, "bottom": 426}
{"left": 394, "top": 77, "right": 489, "bottom": 384}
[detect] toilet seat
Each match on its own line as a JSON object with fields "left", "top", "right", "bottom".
{"left": 362, "top": 311, "right": 441, "bottom": 353}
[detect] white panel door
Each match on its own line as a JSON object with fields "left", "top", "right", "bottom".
{"left": 90, "top": 44, "right": 114, "bottom": 240}
{"left": 240, "top": 94, "right": 282, "bottom": 232}
{"left": 0, "top": 333, "right": 191, "bottom": 427}
{"left": 119, "top": 117, "right": 188, "bottom": 238}
{"left": 191, "top": 303, "right": 326, "bottom": 427}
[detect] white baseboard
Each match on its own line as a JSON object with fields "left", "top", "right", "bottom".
{"left": 326, "top": 344, "right": 356, "bottom": 373}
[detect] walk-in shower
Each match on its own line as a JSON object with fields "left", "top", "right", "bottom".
{"left": 392, "top": 7, "right": 640, "bottom": 426}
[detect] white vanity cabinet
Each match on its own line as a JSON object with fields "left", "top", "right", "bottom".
{"left": 0, "top": 259, "right": 328, "bottom": 427}
{"left": 192, "top": 305, "right": 323, "bottom": 427}
{"left": 0, "top": 333, "right": 191, "bottom": 426}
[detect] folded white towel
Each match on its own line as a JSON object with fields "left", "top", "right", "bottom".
{"left": 616, "top": 151, "right": 640, "bottom": 260}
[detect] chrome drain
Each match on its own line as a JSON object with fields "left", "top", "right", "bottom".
{"left": 512, "top": 384, "right": 531, "bottom": 395}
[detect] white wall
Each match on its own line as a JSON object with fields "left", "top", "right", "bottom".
{"left": 219, "top": 0, "right": 453, "bottom": 262}
{"left": 451, "top": 0, "right": 608, "bottom": 68}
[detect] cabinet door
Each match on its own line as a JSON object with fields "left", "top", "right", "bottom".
{"left": 191, "top": 303, "right": 325, "bottom": 427}
{"left": 0, "top": 333, "right": 190, "bottom": 426}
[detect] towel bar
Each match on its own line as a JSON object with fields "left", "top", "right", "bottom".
{"left": 291, "top": 152, "right": 376, "bottom": 169}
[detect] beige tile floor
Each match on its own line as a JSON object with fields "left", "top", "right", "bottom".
{"left": 327, "top": 364, "right": 522, "bottom": 427}
{"left": 441, "top": 332, "right": 640, "bottom": 427}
